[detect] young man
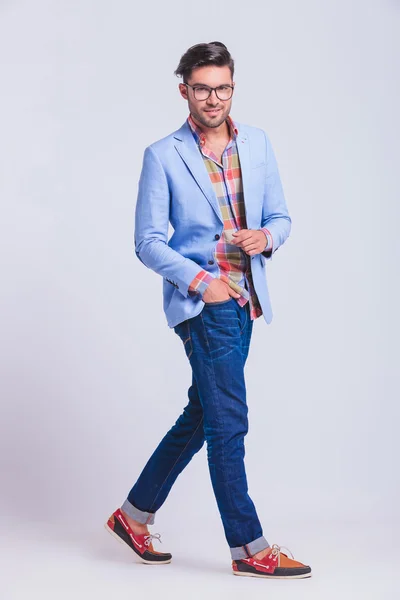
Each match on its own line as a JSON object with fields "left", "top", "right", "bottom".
{"left": 105, "top": 41, "right": 312, "bottom": 580}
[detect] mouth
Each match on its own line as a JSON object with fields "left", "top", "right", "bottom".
{"left": 204, "top": 108, "right": 222, "bottom": 116}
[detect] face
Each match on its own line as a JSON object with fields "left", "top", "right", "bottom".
{"left": 178, "top": 65, "right": 235, "bottom": 130}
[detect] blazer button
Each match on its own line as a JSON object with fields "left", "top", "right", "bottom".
{"left": 214, "top": 234, "right": 220, "bottom": 240}
{"left": 208, "top": 260, "right": 214, "bottom": 265}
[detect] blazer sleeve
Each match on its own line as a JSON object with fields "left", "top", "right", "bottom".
{"left": 260, "top": 131, "right": 292, "bottom": 262}
{"left": 134, "top": 145, "right": 203, "bottom": 298}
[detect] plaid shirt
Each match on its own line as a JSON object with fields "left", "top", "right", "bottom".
{"left": 187, "top": 113, "right": 273, "bottom": 320}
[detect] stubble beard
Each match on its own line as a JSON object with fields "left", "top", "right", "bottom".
{"left": 190, "top": 102, "right": 231, "bottom": 130}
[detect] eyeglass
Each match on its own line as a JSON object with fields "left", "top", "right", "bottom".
{"left": 184, "top": 83, "right": 234, "bottom": 101}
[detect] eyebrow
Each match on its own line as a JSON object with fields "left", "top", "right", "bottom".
{"left": 191, "top": 83, "right": 232, "bottom": 87}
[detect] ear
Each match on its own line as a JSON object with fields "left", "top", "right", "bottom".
{"left": 178, "top": 83, "right": 188, "bottom": 99}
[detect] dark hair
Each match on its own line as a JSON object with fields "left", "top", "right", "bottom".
{"left": 174, "top": 41, "right": 234, "bottom": 84}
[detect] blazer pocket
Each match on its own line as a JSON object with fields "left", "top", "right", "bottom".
{"left": 252, "top": 161, "right": 266, "bottom": 169}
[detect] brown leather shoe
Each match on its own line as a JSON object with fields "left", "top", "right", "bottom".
{"left": 232, "top": 543, "right": 312, "bottom": 579}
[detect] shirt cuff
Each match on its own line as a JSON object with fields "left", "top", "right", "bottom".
{"left": 260, "top": 227, "right": 273, "bottom": 257}
{"left": 188, "top": 270, "right": 215, "bottom": 296}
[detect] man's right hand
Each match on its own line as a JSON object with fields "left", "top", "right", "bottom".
{"left": 202, "top": 275, "right": 241, "bottom": 303}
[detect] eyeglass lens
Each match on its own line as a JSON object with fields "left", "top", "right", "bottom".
{"left": 193, "top": 86, "right": 233, "bottom": 100}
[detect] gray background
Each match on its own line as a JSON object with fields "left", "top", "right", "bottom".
{"left": 0, "top": 1, "right": 399, "bottom": 598}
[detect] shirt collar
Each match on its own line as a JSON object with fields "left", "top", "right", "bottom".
{"left": 187, "top": 112, "right": 239, "bottom": 148}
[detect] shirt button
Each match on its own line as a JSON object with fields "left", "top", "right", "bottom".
{"left": 208, "top": 260, "right": 214, "bottom": 265}
{"left": 214, "top": 234, "right": 220, "bottom": 240}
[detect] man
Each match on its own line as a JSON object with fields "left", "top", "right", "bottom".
{"left": 105, "top": 41, "right": 312, "bottom": 580}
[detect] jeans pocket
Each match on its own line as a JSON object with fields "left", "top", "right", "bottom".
{"left": 174, "top": 320, "right": 193, "bottom": 359}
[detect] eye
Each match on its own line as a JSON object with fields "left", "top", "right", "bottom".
{"left": 194, "top": 86, "right": 210, "bottom": 92}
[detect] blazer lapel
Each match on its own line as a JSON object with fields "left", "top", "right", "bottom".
{"left": 235, "top": 128, "right": 254, "bottom": 228}
{"left": 173, "top": 119, "right": 252, "bottom": 227}
{"left": 173, "top": 120, "right": 223, "bottom": 223}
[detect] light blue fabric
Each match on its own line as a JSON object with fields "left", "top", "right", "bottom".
{"left": 134, "top": 118, "right": 292, "bottom": 328}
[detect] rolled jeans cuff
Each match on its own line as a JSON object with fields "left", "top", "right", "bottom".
{"left": 230, "top": 535, "right": 270, "bottom": 560}
{"left": 121, "top": 498, "right": 156, "bottom": 525}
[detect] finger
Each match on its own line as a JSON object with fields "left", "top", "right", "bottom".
{"left": 219, "top": 274, "right": 241, "bottom": 298}
{"left": 243, "top": 243, "right": 259, "bottom": 252}
{"left": 232, "top": 231, "right": 254, "bottom": 243}
{"left": 231, "top": 229, "right": 249, "bottom": 241}
{"left": 232, "top": 229, "right": 254, "bottom": 239}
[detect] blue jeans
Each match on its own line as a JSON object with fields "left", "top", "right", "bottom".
{"left": 121, "top": 298, "right": 270, "bottom": 560}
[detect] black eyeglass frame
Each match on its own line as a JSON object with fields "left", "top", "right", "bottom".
{"left": 184, "top": 83, "right": 235, "bottom": 100}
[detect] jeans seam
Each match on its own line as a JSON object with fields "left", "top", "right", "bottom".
{"left": 177, "top": 321, "right": 193, "bottom": 359}
{"left": 148, "top": 415, "right": 204, "bottom": 512}
{"left": 199, "top": 310, "right": 236, "bottom": 516}
{"left": 186, "top": 320, "right": 193, "bottom": 358}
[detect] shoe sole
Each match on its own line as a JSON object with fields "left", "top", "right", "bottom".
{"left": 233, "top": 570, "right": 312, "bottom": 579}
{"left": 104, "top": 522, "right": 172, "bottom": 565}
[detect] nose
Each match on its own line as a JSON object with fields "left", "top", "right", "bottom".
{"left": 207, "top": 89, "right": 219, "bottom": 103}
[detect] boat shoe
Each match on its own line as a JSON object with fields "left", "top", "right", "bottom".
{"left": 232, "top": 543, "right": 312, "bottom": 579}
{"left": 105, "top": 508, "right": 172, "bottom": 565}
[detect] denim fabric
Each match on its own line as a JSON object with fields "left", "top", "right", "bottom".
{"left": 122, "top": 299, "right": 270, "bottom": 560}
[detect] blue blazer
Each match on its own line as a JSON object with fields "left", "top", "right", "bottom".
{"left": 134, "top": 118, "right": 292, "bottom": 328}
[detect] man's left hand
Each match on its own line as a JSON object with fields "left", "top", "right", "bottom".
{"left": 231, "top": 229, "right": 267, "bottom": 255}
